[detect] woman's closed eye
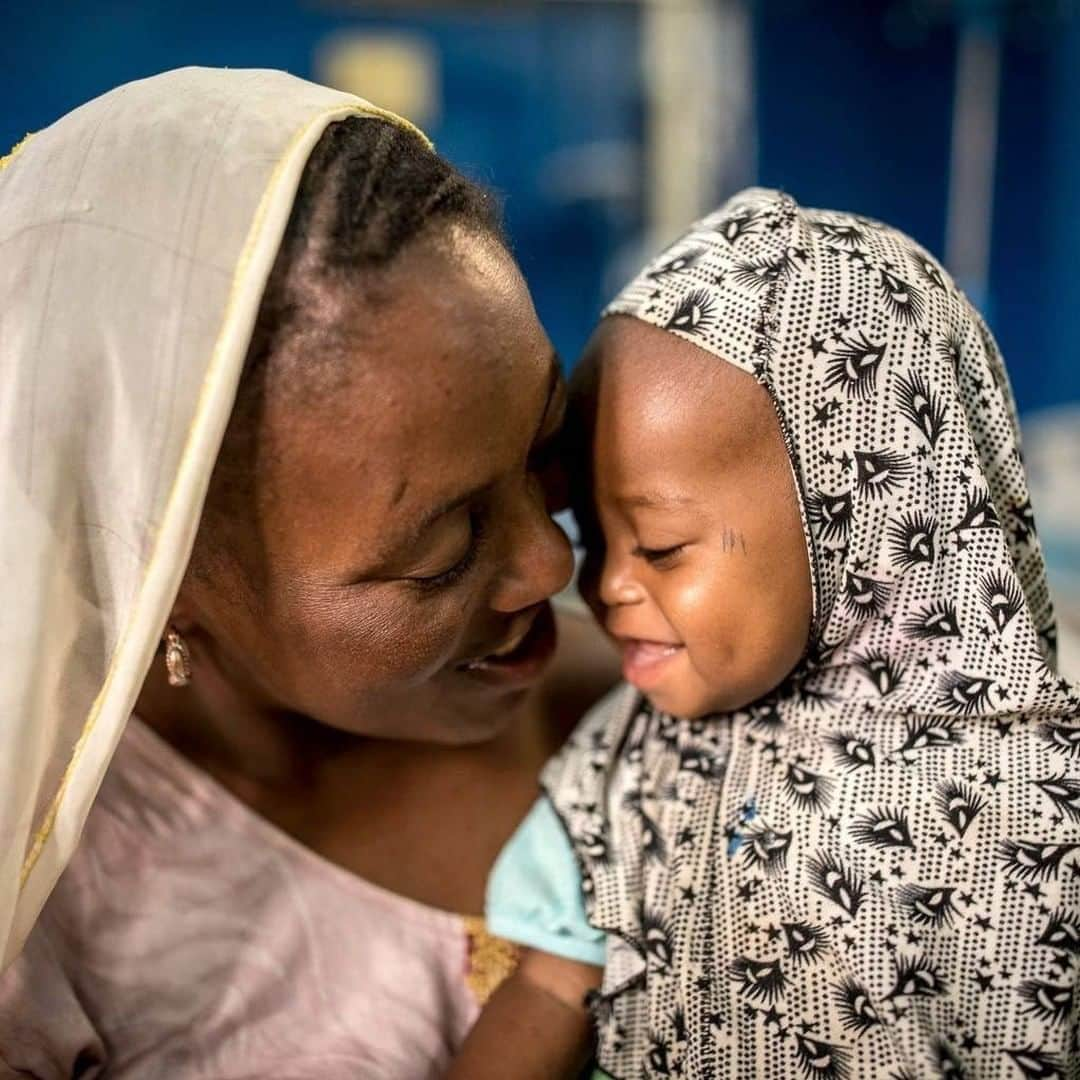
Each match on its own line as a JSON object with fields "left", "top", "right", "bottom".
{"left": 405, "top": 511, "right": 488, "bottom": 592}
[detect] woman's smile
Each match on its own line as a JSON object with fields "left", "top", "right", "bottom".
{"left": 454, "top": 602, "right": 558, "bottom": 688}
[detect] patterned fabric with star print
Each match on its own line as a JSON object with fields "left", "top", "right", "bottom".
{"left": 543, "top": 188, "right": 1080, "bottom": 1079}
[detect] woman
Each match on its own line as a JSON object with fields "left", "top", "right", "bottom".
{"left": 0, "top": 67, "right": 614, "bottom": 1076}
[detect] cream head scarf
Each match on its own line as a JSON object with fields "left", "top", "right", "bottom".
{"left": 546, "top": 189, "right": 1080, "bottom": 1078}
{"left": 0, "top": 67, "right": 425, "bottom": 969}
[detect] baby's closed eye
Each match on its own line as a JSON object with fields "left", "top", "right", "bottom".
{"left": 632, "top": 543, "right": 686, "bottom": 568}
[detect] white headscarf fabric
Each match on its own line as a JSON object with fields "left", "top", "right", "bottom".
{"left": 546, "top": 189, "right": 1080, "bottom": 1078}
{"left": 0, "top": 68, "right": 424, "bottom": 969}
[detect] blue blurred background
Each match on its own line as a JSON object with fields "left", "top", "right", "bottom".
{"left": 3, "top": 0, "right": 1079, "bottom": 411}
{"left": 4, "top": 0, "right": 1075, "bottom": 410}
{"left": 3, "top": 0, "right": 1079, "bottom": 662}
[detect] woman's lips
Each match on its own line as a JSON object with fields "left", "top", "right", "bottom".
{"left": 455, "top": 604, "right": 557, "bottom": 689}
{"left": 620, "top": 637, "right": 685, "bottom": 691}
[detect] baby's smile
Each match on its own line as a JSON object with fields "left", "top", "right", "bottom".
{"left": 616, "top": 636, "right": 686, "bottom": 693}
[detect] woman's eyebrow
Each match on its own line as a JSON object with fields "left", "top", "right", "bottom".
{"left": 353, "top": 481, "right": 490, "bottom": 579}
{"left": 393, "top": 481, "right": 490, "bottom": 551}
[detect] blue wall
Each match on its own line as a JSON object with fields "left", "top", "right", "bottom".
{"left": 1, "top": 1, "right": 1076, "bottom": 412}
{"left": 753, "top": 0, "right": 1073, "bottom": 414}
{"left": 1047, "top": 8, "right": 1080, "bottom": 415}
{"left": 0, "top": 1, "right": 644, "bottom": 374}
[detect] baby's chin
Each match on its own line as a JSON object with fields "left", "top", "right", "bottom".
{"left": 638, "top": 677, "right": 763, "bottom": 719}
{"left": 639, "top": 685, "right": 730, "bottom": 719}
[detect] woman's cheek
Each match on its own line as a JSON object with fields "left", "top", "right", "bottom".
{"left": 303, "top": 587, "right": 470, "bottom": 688}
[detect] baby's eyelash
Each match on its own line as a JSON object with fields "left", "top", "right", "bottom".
{"left": 633, "top": 543, "right": 685, "bottom": 566}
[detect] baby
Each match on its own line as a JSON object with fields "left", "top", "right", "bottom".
{"left": 451, "top": 188, "right": 1080, "bottom": 1079}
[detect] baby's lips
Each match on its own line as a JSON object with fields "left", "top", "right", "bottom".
{"left": 619, "top": 637, "right": 685, "bottom": 691}
{"left": 621, "top": 639, "right": 682, "bottom": 665}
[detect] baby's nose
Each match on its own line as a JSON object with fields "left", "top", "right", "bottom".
{"left": 597, "top": 549, "right": 644, "bottom": 608}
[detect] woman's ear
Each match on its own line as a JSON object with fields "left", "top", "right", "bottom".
{"left": 165, "top": 570, "right": 208, "bottom": 636}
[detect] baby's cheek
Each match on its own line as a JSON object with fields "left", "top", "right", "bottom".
{"left": 689, "top": 566, "right": 790, "bottom": 706}
{"left": 674, "top": 570, "right": 742, "bottom": 663}
{"left": 751, "top": 585, "right": 810, "bottom": 694}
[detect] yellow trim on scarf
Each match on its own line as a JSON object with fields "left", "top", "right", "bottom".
{"left": 18, "top": 101, "right": 427, "bottom": 890}
{"left": 0, "top": 132, "right": 36, "bottom": 171}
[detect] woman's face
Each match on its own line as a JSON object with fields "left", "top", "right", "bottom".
{"left": 181, "top": 228, "right": 574, "bottom": 745}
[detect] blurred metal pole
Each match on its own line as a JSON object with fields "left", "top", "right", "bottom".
{"left": 944, "top": 7, "right": 1001, "bottom": 310}
{"left": 641, "top": 0, "right": 755, "bottom": 248}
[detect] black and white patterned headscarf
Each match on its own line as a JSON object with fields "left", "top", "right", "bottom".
{"left": 545, "top": 188, "right": 1080, "bottom": 1079}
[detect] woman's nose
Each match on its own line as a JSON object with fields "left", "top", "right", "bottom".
{"left": 490, "top": 482, "right": 575, "bottom": 614}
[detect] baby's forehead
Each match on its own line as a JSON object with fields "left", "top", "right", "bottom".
{"left": 572, "top": 316, "right": 786, "bottom": 499}
{"left": 578, "top": 316, "right": 774, "bottom": 441}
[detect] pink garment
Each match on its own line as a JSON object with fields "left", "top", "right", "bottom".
{"left": 0, "top": 719, "right": 505, "bottom": 1078}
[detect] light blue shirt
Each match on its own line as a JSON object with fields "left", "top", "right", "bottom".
{"left": 485, "top": 796, "right": 606, "bottom": 967}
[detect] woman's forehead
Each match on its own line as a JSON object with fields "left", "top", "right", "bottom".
{"left": 266, "top": 232, "right": 552, "bottom": 421}
{"left": 259, "top": 324, "right": 558, "bottom": 561}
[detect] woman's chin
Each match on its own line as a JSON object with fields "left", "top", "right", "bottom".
{"left": 426, "top": 683, "right": 537, "bottom": 746}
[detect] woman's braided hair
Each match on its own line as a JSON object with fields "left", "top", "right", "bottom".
{"left": 255, "top": 114, "right": 503, "bottom": 370}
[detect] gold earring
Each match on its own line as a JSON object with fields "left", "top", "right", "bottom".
{"left": 164, "top": 627, "right": 191, "bottom": 687}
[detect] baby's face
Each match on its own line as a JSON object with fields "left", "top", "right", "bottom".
{"left": 569, "top": 316, "right": 812, "bottom": 718}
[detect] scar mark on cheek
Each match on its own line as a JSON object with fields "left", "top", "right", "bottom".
{"left": 721, "top": 527, "right": 748, "bottom": 555}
